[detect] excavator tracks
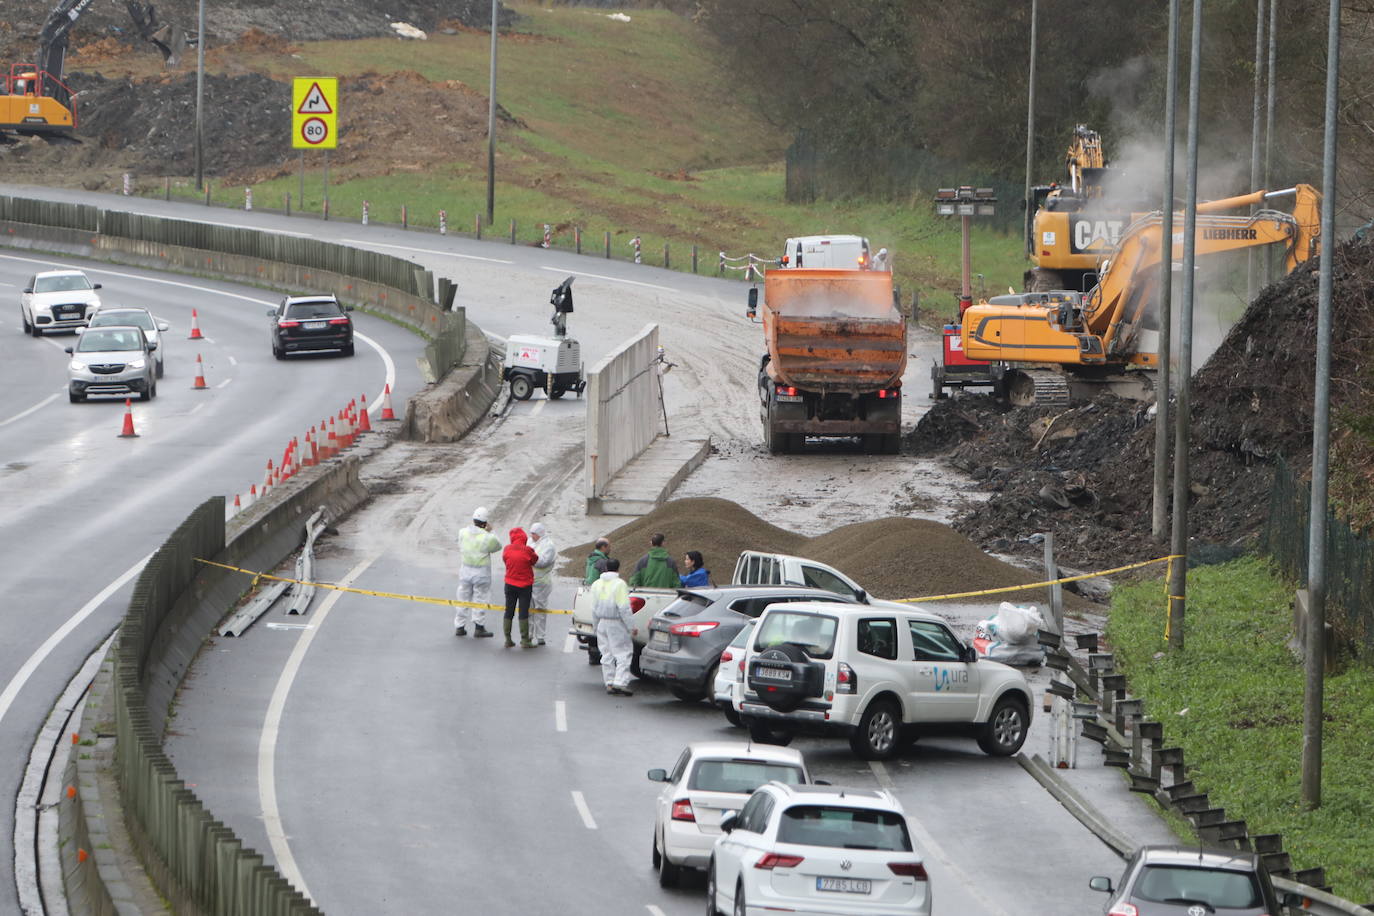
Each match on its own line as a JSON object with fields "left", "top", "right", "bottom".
{"left": 1007, "top": 370, "right": 1071, "bottom": 407}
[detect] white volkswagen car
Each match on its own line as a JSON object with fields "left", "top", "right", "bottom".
{"left": 708, "top": 783, "right": 932, "bottom": 916}
{"left": 648, "top": 742, "right": 809, "bottom": 888}
{"left": 21, "top": 269, "right": 102, "bottom": 335}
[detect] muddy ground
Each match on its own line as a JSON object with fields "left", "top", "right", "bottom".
{"left": 906, "top": 238, "right": 1374, "bottom": 573}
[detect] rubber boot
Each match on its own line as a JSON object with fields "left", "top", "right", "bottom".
{"left": 520, "top": 619, "right": 535, "bottom": 649}
{"left": 473, "top": 624, "right": 493, "bottom": 639}
{"left": 502, "top": 618, "right": 515, "bottom": 648}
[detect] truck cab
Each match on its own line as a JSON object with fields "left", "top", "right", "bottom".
{"left": 780, "top": 235, "right": 873, "bottom": 270}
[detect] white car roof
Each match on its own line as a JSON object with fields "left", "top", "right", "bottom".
{"left": 684, "top": 741, "right": 806, "bottom": 767}
{"left": 759, "top": 600, "right": 945, "bottom": 625}
{"left": 36, "top": 269, "right": 87, "bottom": 277}
{"left": 763, "top": 782, "right": 903, "bottom": 811}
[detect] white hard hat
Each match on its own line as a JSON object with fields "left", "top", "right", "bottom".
{"left": 530, "top": 522, "right": 547, "bottom": 537}
{"left": 472, "top": 506, "right": 489, "bottom": 523}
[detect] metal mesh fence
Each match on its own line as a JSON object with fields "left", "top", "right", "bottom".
{"left": 1263, "top": 456, "right": 1374, "bottom": 656}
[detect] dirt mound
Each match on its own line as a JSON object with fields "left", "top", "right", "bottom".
{"left": 561, "top": 497, "right": 1090, "bottom": 607}
{"left": 908, "top": 239, "right": 1374, "bottom": 570}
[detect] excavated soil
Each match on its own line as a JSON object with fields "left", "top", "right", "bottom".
{"left": 561, "top": 496, "right": 1093, "bottom": 608}
{"left": 907, "top": 239, "right": 1374, "bottom": 572}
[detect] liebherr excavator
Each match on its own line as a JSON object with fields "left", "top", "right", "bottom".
{"left": 965, "top": 184, "right": 1321, "bottom": 407}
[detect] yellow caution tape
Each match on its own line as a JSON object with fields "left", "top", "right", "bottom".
{"left": 892, "top": 555, "right": 1183, "bottom": 603}
{"left": 194, "top": 558, "right": 577, "bottom": 615}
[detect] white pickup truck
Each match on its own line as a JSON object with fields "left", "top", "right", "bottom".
{"left": 570, "top": 551, "right": 893, "bottom": 667}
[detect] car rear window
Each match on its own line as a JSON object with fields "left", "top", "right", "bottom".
{"left": 91, "top": 312, "right": 153, "bottom": 330}
{"left": 1132, "top": 865, "right": 1262, "bottom": 908}
{"left": 77, "top": 329, "right": 142, "bottom": 352}
{"left": 754, "top": 611, "right": 838, "bottom": 659}
{"left": 286, "top": 300, "right": 344, "bottom": 319}
{"left": 777, "top": 806, "right": 912, "bottom": 851}
{"left": 35, "top": 274, "right": 92, "bottom": 293}
{"left": 659, "top": 593, "right": 712, "bottom": 618}
{"left": 688, "top": 759, "right": 804, "bottom": 794}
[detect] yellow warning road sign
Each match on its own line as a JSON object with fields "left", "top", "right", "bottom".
{"left": 292, "top": 77, "right": 338, "bottom": 149}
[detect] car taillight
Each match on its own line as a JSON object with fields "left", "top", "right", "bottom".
{"left": 777, "top": 385, "right": 798, "bottom": 396}
{"left": 836, "top": 662, "right": 857, "bottom": 694}
{"left": 720, "top": 650, "right": 733, "bottom": 663}
{"left": 754, "top": 853, "right": 804, "bottom": 870}
{"left": 328, "top": 317, "right": 350, "bottom": 325}
{"left": 1106, "top": 905, "right": 1138, "bottom": 916}
{"left": 888, "top": 862, "right": 928, "bottom": 879}
{"left": 877, "top": 388, "right": 898, "bottom": 399}
{"left": 670, "top": 799, "right": 694, "bottom": 821}
{"left": 277, "top": 320, "right": 301, "bottom": 328}
{"left": 669, "top": 621, "right": 719, "bottom": 637}
{"left": 630, "top": 597, "right": 645, "bottom": 612}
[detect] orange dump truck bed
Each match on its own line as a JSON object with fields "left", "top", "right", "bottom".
{"left": 762, "top": 268, "right": 907, "bottom": 391}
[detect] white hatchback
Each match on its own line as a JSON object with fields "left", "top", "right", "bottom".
{"left": 648, "top": 742, "right": 809, "bottom": 888}
{"left": 708, "top": 783, "right": 931, "bottom": 916}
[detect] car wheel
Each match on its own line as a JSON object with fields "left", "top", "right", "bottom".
{"left": 630, "top": 645, "right": 644, "bottom": 679}
{"left": 722, "top": 702, "right": 742, "bottom": 728}
{"left": 510, "top": 375, "right": 533, "bottom": 400}
{"left": 140, "top": 381, "right": 153, "bottom": 402}
{"left": 586, "top": 640, "right": 601, "bottom": 666}
{"left": 549, "top": 386, "right": 565, "bottom": 399}
{"left": 20, "top": 309, "right": 31, "bottom": 334}
{"left": 342, "top": 343, "right": 355, "bottom": 357}
{"left": 68, "top": 390, "right": 84, "bottom": 403}
{"left": 751, "top": 643, "right": 811, "bottom": 712}
{"left": 658, "top": 840, "right": 681, "bottom": 888}
{"left": 733, "top": 882, "right": 746, "bottom": 916}
{"left": 272, "top": 343, "right": 284, "bottom": 360}
{"left": 746, "top": 718, "right": 794, "bottom": 746}
{"left": 670, "top": 684, "right": 707, "bottom": 703}
{"left": 977, "top": 695, "right": 1029, "bottom": 756}
{"left": 155, "top": 359, "right": 164, "bottom": 379}
{"left": 850, "top": 698, "right": 901, "bottom": 760}
{"left": 149, "top": 378, "right": 157, "bottom": 400}
{"left": 30, "top": 318, "right": 43, "bottom": 337}
{"left": 652, "top": 832, "right": 661, "bottom": 870}
{"left": 706, "top": 860, "right": 720, "bottom": 916}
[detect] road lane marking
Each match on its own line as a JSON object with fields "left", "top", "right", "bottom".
{"left": 555, "top": 700, "right": 567, "bottom": 732}
{"left": 530, "top": 399, "right": 546, "bottom": 417}
{"left": 868, "top": 761, "right": 1011, "bottom": 916}
{"left": 0, "top": 389, "right": 61, "bottom": 429}
{"left": 190, "top": 402, "right": 205, "bottom": 415}
{"left": 646, "top": 906, "right": 667, "bottom": 916}
{"left": 571, "top": 790, "right": 598, "bottom": 830}
{"left": 563, "top": 634, "right": 575, "bottom": 653}
{"left": 228, "top": 355, "right": 238, "bottom": 366}
{"left": 340, "top": 238, "right": 513, "bottom": 264}
{"left": 0, "top": 553, "right": 152, "bottom": 730}
{"left": 200, "top": 219, "right": 312, "bottom": 238}
{"left": 539, "top": 265, "right": 677, "bottom": 292}
{"left": 216, "top": 378, "right": 232, "bottom": 389}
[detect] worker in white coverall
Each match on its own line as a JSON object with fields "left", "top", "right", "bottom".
{"left": 529, "top": 522, "right": 557, "bottom": 647}
{"left": 590, "top": 558, "right": 634, "bottom": 696}
{"left": 455, "top": 507, "right": 502, "bottom": 638}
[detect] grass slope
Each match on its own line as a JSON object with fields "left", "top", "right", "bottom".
{"left": 1109, "top": 557, "right": 1373, "bottom": 904}
{"left": 170, "top": 3, "right": 1024, "bottom": 305}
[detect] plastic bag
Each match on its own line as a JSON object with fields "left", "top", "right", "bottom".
{"left": 973, "top": 602, "right": 1046, "bottom": 666}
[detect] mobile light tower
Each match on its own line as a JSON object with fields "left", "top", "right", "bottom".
{"left": 930, "top": 186, "right": 998, "bottom": 399}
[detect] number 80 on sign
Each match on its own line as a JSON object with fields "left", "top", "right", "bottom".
{"left": 300, "top": 117, "right": 329, "bottom": 146}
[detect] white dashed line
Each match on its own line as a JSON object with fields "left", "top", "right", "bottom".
{"left": 228, "top": 355, "right": 238, "bottom": 366}
{"left": 340, "top": 238, "right": 514, "bottom": 264}
{"left": 530, "top": 399, "right": 546, "bottom": 417}
{"left": 563, "top": 634, "right": 575, "bottom": 654}
{"left": 189, "top": 402, "right": 205, "bottom": 415}
{"left": 555, "top": 700, "right": 567, "bottom": 733}
{"left": 646, "top": 906, "right": 667, "bottom": 916}
{"left": 539, "top": 265, "right": 677, "bottom": 292}
{"left": 571, "top": 791, "right": 597, "bottom": 830}
{"left": 216, "top": 378, "right": 232, "bottom": 389}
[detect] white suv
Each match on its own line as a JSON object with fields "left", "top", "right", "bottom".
{"left": 708, "top": 783, "right": 931, "bottom": 916}
{"left": 738, "top": 602, "right": 1032, "bottom": 759}
{"left": 21, "top": 269, "right": 102, "bottom": 335}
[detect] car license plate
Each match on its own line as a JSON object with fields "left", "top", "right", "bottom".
{"left": 304, "top": 320, "right": 327, "bottom": 330}
{"left": 776, "top": 394, "right": 803, "bottom": 403}
{"left": 758, "top": 665, "right": 792, "bottom": 680}
{"left": 650, "top": 631, "right": 669, "bottom": 647}
{"left": 817, "top": 877, "right": 871, "bottom": 894}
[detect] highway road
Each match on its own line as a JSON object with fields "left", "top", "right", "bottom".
{"left": 0, "top": 185, "right": 1174, "bottom": 914}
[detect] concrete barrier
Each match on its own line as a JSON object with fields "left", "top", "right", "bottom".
{"left": 402, "top": 319, "right": 501, "bottom": 443}
{"left": 585, "top": 324, "right": 660, "bottom": 504}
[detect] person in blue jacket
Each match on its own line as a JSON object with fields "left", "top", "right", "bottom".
{"left": 679, "top": 550, "right": 713, "bottom": 588}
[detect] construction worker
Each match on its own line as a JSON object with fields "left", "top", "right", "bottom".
{"left": 590, "top": 558, "right": 634, "bottom": 696}
{"left": 454, "top": 506, "right": 501, "bottom": 638}
{"left": 629, "top": 533, "right": 679, "bottom": 587}
{"left": 529, "top": 522, "right": 556, "bottom": 647}
{"left": 584, "top": 537, "right": 611, "bottom": 585}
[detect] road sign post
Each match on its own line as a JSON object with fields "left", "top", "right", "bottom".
{"left": 293, "top": 78, "right": 338, "bottom": 215}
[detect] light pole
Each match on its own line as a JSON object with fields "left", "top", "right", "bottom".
{"left": 485, "top": 0, "right": 498, "bottom": 225}
{"left": 1023, "top": 0, "right": 1038, "bottom": 256}
{"left": 194, "top": 0, "right": 205, "bottom": 190}
{"left": 1152, "top": 0, "right": 1180, "bottom": 544}
{"left": 935, "top": 186, "right": 997, "bottom": 314}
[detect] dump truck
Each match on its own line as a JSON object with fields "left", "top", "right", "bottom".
{"left": 747, "top": 267, "right": 907, "bottom": 454}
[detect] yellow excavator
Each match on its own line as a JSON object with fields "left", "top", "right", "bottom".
{"left": 966, "top": 184, "right": 1321, "bottom": 406}
{"left": 1025, "top": 125, "right": 1154, "bottom": 293}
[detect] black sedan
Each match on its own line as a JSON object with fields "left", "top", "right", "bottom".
{"left": 268, "top": 294, "right": 354, "bottom": 358}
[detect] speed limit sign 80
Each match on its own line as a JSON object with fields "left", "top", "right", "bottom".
{"left": 292, "top": 78, "right": 338, "bottom": 149}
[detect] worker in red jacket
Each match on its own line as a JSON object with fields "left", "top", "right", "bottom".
{"left": 502, "top": 528, "right": 539, "bottom": 649}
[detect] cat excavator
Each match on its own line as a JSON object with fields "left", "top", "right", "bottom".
{"left": 1, "top": 0, "right": 178, "bottom": 140}
{"left": 1025, "top": 125, "right": 1154, "bottom": 293}
{"left": 966, "top": 183, "right": 1321, "bottom": 406}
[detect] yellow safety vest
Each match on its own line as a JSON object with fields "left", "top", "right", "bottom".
{"left": 459, "top": 526, "right": 500, "bottom": 568}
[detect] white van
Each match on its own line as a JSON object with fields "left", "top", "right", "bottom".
{"left": 779, "top": 235, "right": 878, "bottom": 270}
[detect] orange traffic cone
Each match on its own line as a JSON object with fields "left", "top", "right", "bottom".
{"left": 326, "top": 419, "right": 338, "bottom": 459}
{"left": 192, "top": 353, "right": 208, "bottom": 389}
{"left": 380, "top": 383, "right": 397, "bottom": 420}
{"left": 117, "top": 399, "right": 139, "bottom": 438}
{"left": 231, "top": 493, "right": 242, "bottom": 516}
{"left": 338, "top": 409, "right": 353, "bottom": 449}
{"left": 263, "top": 459, "right": 275, "bottom": 492}
{"left": 305, "top": 428, "right": 318, "bottom": 466}
{"left": 188, "top": 309, "right": 204, "bottom": 340}
{"left": 248, "top": 484, "right": 258, "bottom": 506}
{"left": 358, "top": 394, "right": 373, "bottom": 432}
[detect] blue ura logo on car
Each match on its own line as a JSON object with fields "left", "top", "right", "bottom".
{"left": 932, "top": 667, "right": 969, "bottom": 692}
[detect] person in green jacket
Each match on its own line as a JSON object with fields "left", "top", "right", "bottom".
{"left": 629, "top": 533, "right": 680, "bottom": 588}
{"left": 584, "top": 538, "right": 612, "bottom": 585}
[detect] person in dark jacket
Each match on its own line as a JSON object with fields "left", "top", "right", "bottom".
{"left": 584, "top": 538, "right": 612, "bottom": 585}
{"left": 502, "top": 528, "right": 539, "bottom": 648}
{"left": 679, "top": 550, "right": 712, "bottom": 588}
{"left": 629, "top": 533, "right": 679, "bottom": 588}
